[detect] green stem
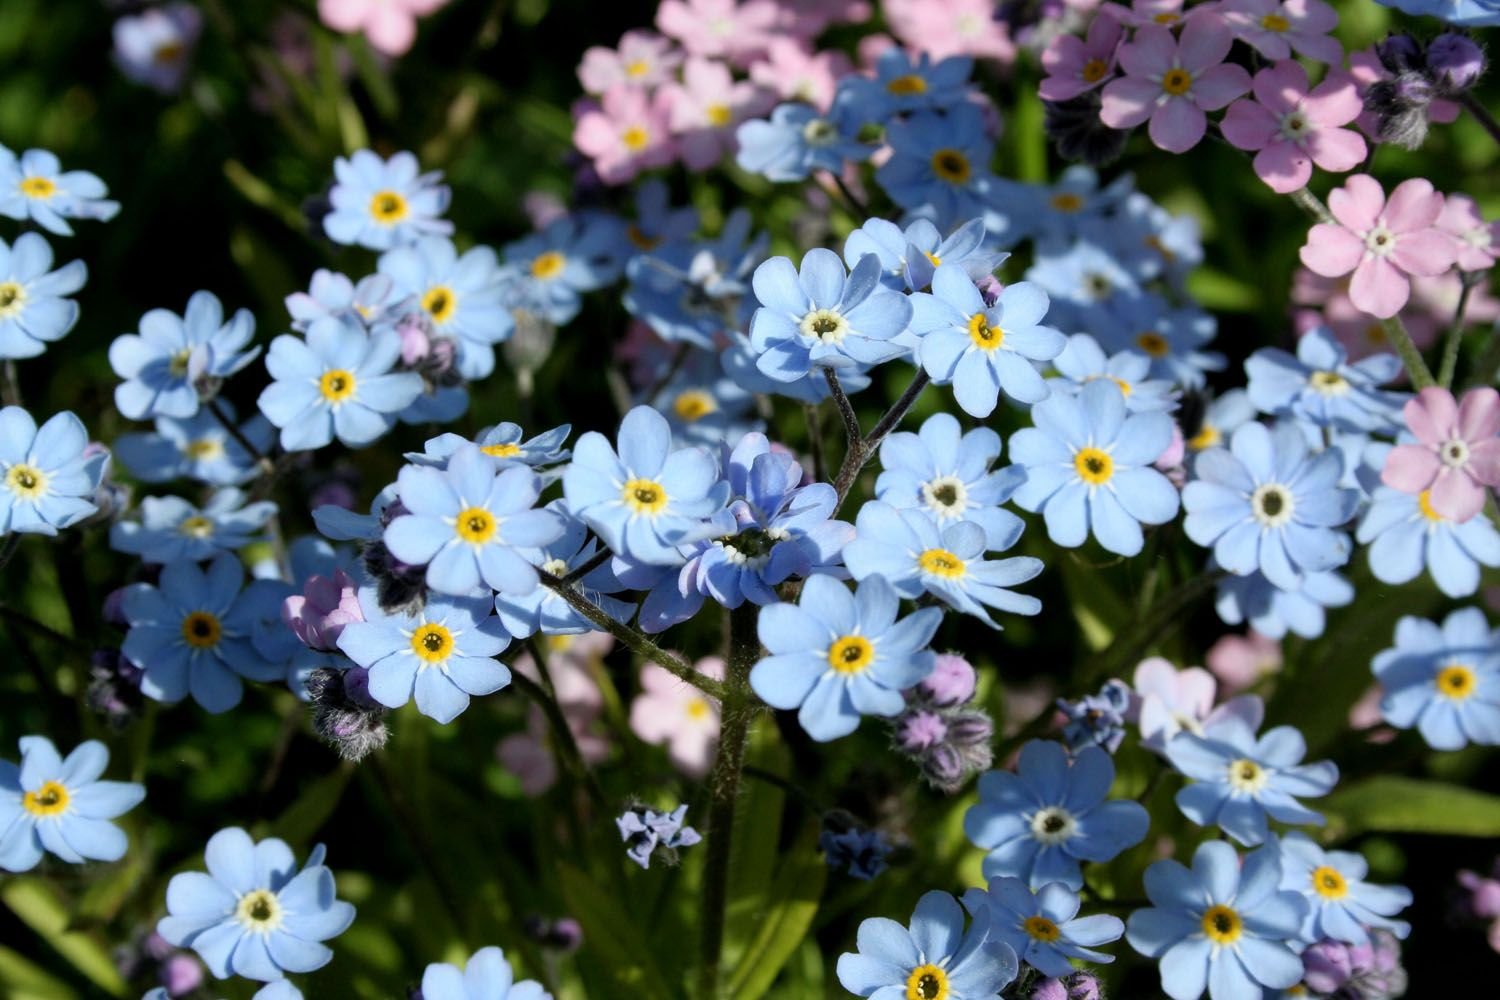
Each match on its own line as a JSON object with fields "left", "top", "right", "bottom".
{"left": 1459, "top": 92, "right": 1500, "bottom": 148}
{"left": 1437, "top": 274, "right": 1479, "bottom": 389}
{"left": 209, "top": 397, "right": 273, "bottom": 474}
{"left": 824, "top": 368, "right": 931, "bottom": 515}
{"left": 510, "top": 666, "right": 607, "bottom": 810}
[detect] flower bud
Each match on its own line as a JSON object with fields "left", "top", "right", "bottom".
{"left": 159, "top": 952, "right": 205, "bottom": 995}
{"left": 1044, "top": 94, "right": 1128, "bottom": 167}
{"left": 1427, "top": 32, "right": 1486, "bottom": 94}
{"left": 918, "top": 652, "right": 977, "bottom": 706}
{"left": 1376, "top": 32, "right": 1424, "bottom": 74}
{"left": 1029, "top": 978, "right": 1070, "bottom": 1000}
{"left": 282, "top": 569, "right": 363, "bottom": 651}
{"left": 896, "top": 710, "right": 948, "bottom": 752}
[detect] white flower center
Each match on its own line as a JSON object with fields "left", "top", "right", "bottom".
{"left": 1278, "top": 110, "right": 1311, "bottom": 141}
{"left": 1226, "top": 758, "right": 1270, "bottom": 794}
{"left": 1250, "top": 483, "right": 1296, "bottom": 528}
{"left": 921, "top": 475, "right": 969, "bottom": 518}
{"left": 799, "top": 308, "right": 849, "bottom": 344}
{"left": 1364, "top": 224, "right": 1397, "bottom": 257}
{"left": 801, "top": 118, "right": 838, "bottom": 147}
{"left": 542, "top": 557, "right": 569, "bottom": 577}
{"left": 1029, "top": 806, "right": 1078, "bottom": 845}
{"left": 1440, "top": 438, "right": 1471, "bottom": 468}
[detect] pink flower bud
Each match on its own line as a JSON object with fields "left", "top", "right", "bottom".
{"left": 282, "top": 570, "right": 363, "bottom": 651}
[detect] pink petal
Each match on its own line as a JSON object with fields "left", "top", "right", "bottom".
{"left": 1328, "top": 174, "right": 1385, "bottom": 232}
{"left": 365, "top": 6, "right": 417, "bottom": 55}
{"left": 1285, "top": 0, "right": 1339, "bottom": 32}
{"left": 318, "top": 0, "right": 368, "bottom": 32}
{"left": 1387, "top": 229, "right": 1459, "bottom": 277}
{"left": 1383, "top": 177, "right": 1443, "bottom": 233}
{"left": 1099, "top": 77, "right": 1160, "bottom": 129}
{"left": 1381, "top": 443, "right": 1441, "bottom": 492}
{"left": 1303, "top": 72, "right": 1363, "bottom": 126}
{"left": 1220, "top": 99, "right": 1278, "bottom": 150}
{"left": 1191, "top": 63, "right": 1252, "bottom": 110}
{"left": 1251, "top": 60, "right": 1309, "bottom": 113}
{"left": 1458, "top": 387, "right": 1500, "bottom": 442}
{"left": 1149, "top": 97, "right": 1206, "bottom": 153}
{"left": 1253, "top": 141, "right": 1312, "bottom": 194}
{"left": 1118, "top": 24, "right": 1176, "bottom": 77}
{"left": 1299, "top": 224, "right": 1364, "bottom": 277}
{"left": 1468, "top": 439, "right": 1500, "bottom": 486}
{"left": 1039, "top": 75, "right": 1092, "bottom": 101}
{"left": 1349, "top": 255, "right": 1409, "bottom": 318}
{"left": 1177, "top": 16, "right": 1234, "bottom": 72}
{"left": 1304, "top": 126, "right": 1366, "bottom": 173}
{"left": 1407, "top": 387, "right": 1458, "bottom": 443}
{"left": 1289, "top": 31, "right": 1343, "bottom": 65}
{"left": 1429, "top": 468, "right": 1487, "bottom": 522}
{"left": 571, "top": 112, "right": 619, "bottom": 157}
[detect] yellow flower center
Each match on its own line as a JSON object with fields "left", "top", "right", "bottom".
{"left": 320, "top": 369, "right": 357, "bottom": 404}
{"left": 183, "top": 437, "right": 225, "bottom": 461}
{"left": 905, "top": 963, "right": 949, "bottom": 1000}
{"left": 924, "top": 251, "right": 942, "bottom": 267}
{"left": 1261, "top": 13, "right": 1290, "bottom": 31}
{"left": 887, "top": 73, "right": 929, "bottom": 95}
{"left": 531, "top": 251, "right": 566, "bottom": 280}
{"left": 1188, "top": 423, "right": 1220, "bottom": 451}
{"left": 411, "top": 622, "right": 453, "bottom": 663}
{"left": 673, "top": 390, "right": 717, "bottom": 423}
{"left": 1417, "top": 489, "right": 1445, "bottom": 522}
{"left": 1201, "top": 904, "right": 1242, "bottom": 945}
{"left": 1436, "top": 663, "right": 1476, "bottom": 701}
{"left": 1135, "top": 331, "right": 1170, "bottom": 357}
{"left": 828, "top": 635, "right": 875, "bottom": 674}
{"left": 625, "top": 59, "right": 650, "bottom": 78}
{"left": 1023, "top": 915, "right": 1062, "bottom": 941}
{"left": 0, "top": 280, "right": 27, "bottom": 317}
{"left": 1074, "top": 447, "right": 1114, "bottom": 485}
{"left": 19, "top": 176, "right": 55, "bottom": 199}
{"left": 1227, "top": 757, "right": 1268, "bottom": 793}
{"left": 918, "top": 547, "right": 966, "bottom": 578}
{"left": 1309, "top": 370, "right": 1349, "bottom": 396}
{"left": 1311, "top": 866, "right": 1348, "bottom": 900}
{"left": 422, "top": 285, "right": 456, "bottom": 324}
{"left": 930, "top": 148, "right": 972, "bottom": 184}
{"left": 6, "top": 462, "right": 47, "bottom": 499}
{"left": 1081, "top": 58, "right": 1108, "bottom": 83}
{"left": 1051, "top": 192, "right": 1085, "bottom": 213}
{"left": 180, "top": 610, "right": 223, "bottom": 649}
{"left": 1152, "top": 11, "right": 1181, "bottom": 23}
{"left": 1161, "top": 68, "right": 1193, "bottom": 96}
{"left": 482, "top": 441, "right": 522, "bottom": 459}
{"left": 22, "top": 780, "right": 70, "bottom": 817}
{"left": 622, "top": 477, "right": 669, "bottom": 515}
{"left": 178, "top": 516, "right": 216, "bottom": 539}
{"left": 153, "top": 41, "right": 185, "bottom": 65}
{"left": 968, "top": 312, "right": 1003, "bottom": 351}
{"left": 626, "top": 224, "right": 659, "bottom": 251}
{"left": 454, "top": 506, "right": 497, "bottom": 544}
{"left": 622, "top": 125, "right": 650, "bottom": 151}
{"left": 706, "top": 103, "right": 733, "bottom": 127}
{"left": 686, "top": 697, "right": 711, "bottom": 720}
{"left": 234, "top": 889, "right": 284, "bottom": 932}
{"left": 369, "top": 190, "right": 408, "bottom": 224}
{"left": 168, "top": 348, "right": 193, "bottom": 378}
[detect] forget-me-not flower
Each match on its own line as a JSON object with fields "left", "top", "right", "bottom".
{"left": 1276, "top": 832, "right": 1412, "bottom": 946}
{"left": 1245, "top": 327, "right": 1405, "bottom": 433}
{"left": 419, "top": 946, "right": 551, "bottom": 1000}
{"left": 911, "top": 264, "right": 1065, "bottom": 416}
{"left": 878, "top": 105, "right": 998, "bottom": 228}
{"left": 0, "top": 148, "right": 119, "bottom": 236}
{"left": 750, "top": 574, "right": 941, "bottom": 742}
{"left": 1371, "top": 607, "right": 1500, "bottom": 750}
{"left": 1046, "top": 332, "right": 1178, "bottom": 414}
{"left": 1010, "top": 378, "right": 1180, "bottom": 556}
{"left": 110, "top": 291, "right": 261, "bottom": 420}
{"left": 1184, "top": 389, "right": 1257, "bottom": 455}
{"left": 965, "top": 740, "right": 1149, "bottom": 890}
{"left": 285, "top": 269, "right": 403, "bottom": 332}
{"left": 323, "top": 149, "right": 452, "bottom": 250}
{"left": 1213, "top": 566, "right": 1353, "bottom": 641}
{"left": 257, "top": 317, "right": 423, "bottom": 451}
{"left": 0, "top": 232, "right": 87, "bottom": 359}
{"left": 843, "top": 217, "right": 1005, "bottom": 294}
{"left": 0, "top": 737, "right": 144, "bottom": 872}
{"left": 961, "top": 877, "right": 1124, "bottom": 978}
{"left": 157, "top": 827, "right": 355, "bottom": 982}
{"left": 410, "top": 422, "right": 571, "bottom": 472}
{"left": 502, "top": 213, "right": 626, "bottom": 326}
{"left": 1024, "top": 241, "right": 1139, "bottom": 333}
{"left": 111, "top": 487, "right": 276, "bottom": 563}
{"left": 1091, "top": 291, "right": 1224, "bottom": 390}
{"left": 378, "top": 236, "right": 513, "bottom": 379}
{"left": 1357, "top": 483, "right": 1500, "bottom": 597}
{"left": 337, "top": 589, "right": 512, "bottom": 724}
{"left": 841, "top": 49, "right": 975, "bottom": 119}
{"left": 735, "top": 101, "right": 871, "bottom": 182}
{"left": 494, "top": 501, "right": 632, "bottom": 637}
{"left": 113, "top": 404, "right": 273, "bottom": 486}
{"left": 836, "top": 890, "right": 1019, "bottom": 1000}
{"left": 0, "top": 406, "right": 106, "bottom": 536}
{"left": 1126, "top": 840, "right": 1308, "bottom": 1000}
{"left": 624, "top": 211, "right": 764, "bottom": 351}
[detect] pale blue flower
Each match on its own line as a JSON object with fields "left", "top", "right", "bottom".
{"left": 110, "top": 291, "right": 261, "bottom": 420}
{"left": 503, "top": 213, "right": 626, "bottom": 326}
{"left": 113, "top": 404, "right": 273, "bottom": 486}
{"left": 0, "top": 406, "right": 106, "bottom": 536}
{"left": 1047, "top": 333, "right": 1179, "bottom": 414}
{"left": 1084, "top": 190, "right": 1203, "bottom": 288}
{"left": 840, "top": 49, "right": 975, "bottom": 119}
{"left": 643, "top": 357, "right": 760, "bottom": 449}
{"left": 836, "top": 891, "right": 1019, "bottom": 1000}
{"left": 877, "top": 104, "right": 998, "bottom": 229}
{"left": 961, "top": 877, "right": 1124, "bottom": 977}
{"left": 623, "top": 209, "right": 765, "bottom": 349}
{"left": 721, "top": 329, "right": 872, "bottom": 405}
{"left": 420, "top": 946, "right": 551, "bottom": 1000}
{"left": 112, "top": 2, "right": 202, "bottom": 93}
{"left": 493, "top": 501, "right": 631, "bottom": 637}
{"left": 0, "top": 737, "right": 144, "bottom": 872}
{"left": 0, "top": 148, "right": 120, "bottom": 236}
{"left": 1091, "top": 291, "right": 1223, "bottom": 390}
{"left": 378, "top": 236, "right": 513, "bottom": 379}
{"left": 157, "top": 827, "right": 354, "bottom": 982}
{"left": 323, "top": 149, "right": 452, "bottom": 250}
{"left": 844, "top": 217, "right": 1006, "bottom": 293}
{"left": 1371, "top": 607, "right": 1500, "bottom": 751}
{"left": 1184, "top": 389, "right": 1256, "bottom": 457}
{"left": 1023, "top": 242, "right": 1139, "bottom": 333}
{"left": 1375, "top": 0, "right": 1499, "bottom": 26}
{"left": 110, "top": 487, "right": 276, "bottom": 564}
{"left": 992, "top": 166, "right": 1136, "bottom": 249}
{"left": 735, "top": 102, "right": 871, "bottom": 182}
{"left": 617, "top": 804, "right": 701, "bottom": 869}
{"left": 410, "top": 422, "right": 571, "bottom": 472}
{"left": 285, "top": 269, "right": 403, "bottom": 332}
{"left": 1275, "top": 832, "right": 1411, "bottom": 945}
{"left": 1213, "top": 566, "right": 1353, "bottom": 641}
{"left": 0, "top": 232, "right": 87, "bottom": 359}
{"left": 1245, "top": 328, "right": 1405, "bottom": 434}
{"left": 1357, "top": 484, "right": 1500, "bottom": 597}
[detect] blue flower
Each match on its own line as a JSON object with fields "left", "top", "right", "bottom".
{"left": 110, "top": 291, "right": 261, "bottom": 420}
{"left": 0, "top": 232, "right": 86, "bottom": 359}
{"left": 961, "top": 877, "right": 1124, "bottom": 977}
{"left": 1183, "top": 421, "right": 1360, "bottom": 590}
{"left": 1091, "top": 190, "right": 1204, "bottom": 289}
{"left": 1213, "top": 566, "right": 1353, "bottom": 641}
{"left": 494, "top": 501, "right": 632, "bottom": 637}
{"left": 1165, "top": 715, "right": 1338, "bottom": 846}
{"left": 562, "top": 405, "right": 729, "bottom": 566}
{"left": 1023, "top": 242, "right": 1139, "bottom": 333}
{"left": 844, "top": 503, "right": 1042, "bottom": 628}
{"left": 616, "top": 804, "right": 701, "bottom": 869}
{"left": 1276, "top": 832, "right": 1411, "bottom": 945}
{"left": 378, "top": 236, "right": 513, "bottom": 379}
{"left": 836, "top": 890, "right": 1019, "bottom": 1000}
{"left": 1357, "top": 484, "right": 1500, "bottom": 598}
{"left": 337, "top": 589, "right": 511, "bottom": 724}
{"left": 1058, "top": 679, "right": 1133, "bottom": 754}
{"left": 323, "top": 149, "right": 452, "bottom": 250}
{"left": 750, "top": 574, "right": 941, "bottom": 742}
{"left": 1010, "top": 379, "right": 1180, "bottom": 556}
{"left": 1371, "top": 607, "right": 1500, "bottom": 751}
{"left": 624, "top": 178, "right": 699, "bottom": 253}
{"left": 157, "top": 827, "right": 355, "bottom": 982}
{"left": 411, "top": 422, "right": 572, "bottom": 472}
{"left": 1047, "top": 333, "right": 1179, "bottom": 414}
{"left": 384, "top": 444, "right": 564, "bottom": 596}
{"left": 841, "top": 48, "right": 975, "bottom": 119}
{"left": 257, "top": 318, "right": 423, "bottom": 451}
{"left": 643, "top": 357, "right": 760, "bottom": 449}
{"left": 821, "top": 826, "right": 891, "bottom": 881}
{"left": 1184, "top": 389, "right": 1256, "bottom": 456}
{"left": 113, "top": 404, "right": 273, "bottom": 486}
{"left": 1126, "top": 840, "right": 1309, "bottom": 1000}
{"left": 420, "top": 946, "right": 550, "bottom": 1000}
{"left": 112, "top": 3, "right": 202, "bottom": 93}
{"left": 722, "top": 329, "right": 872, "bottom": 404}
{"left": 624, "top": 209, "right": 765, "bottom": 349}
{"left": 0, "top": 406, "right": 106, "bottom": 536}
{"left": 965, "top": 740, "right": 1149, "bottom": 890}
{"left": 844, "top": 217, "right": 1005, "bottom": 293}
{"left": 146, "top": 985, "right": 302, "bottom": 1000}
{"left": 111, "top": 487, "right": 277, "bottom": 564}
{"left": 912, "top": 265, "right": 1065, "bottom": 416}
{"left": 121, "top": 553, "right": 282, "bottom": 712}
{"left": 993, "top": 167, "right": 1136, "bottom": 250}
{"left": 503, "top": 213, "right": 626, "bottom": 326}
{"left": 876, "top": 411, "right": 1027, "bottom": 550}
{"left": 0, "top": 148, "right": 119, "bottom": 236}
{"left": 1091, "top": 291, "right": 1224, "bottom": 390}
{"left": 1375, "top": 0, "right": 1499, "bottom": 26}
{"left": 0, "top": 737, "right": 144, "bottom": 872}
{"left": 877, "top": 104, "right": 998, "bottom": 229}
{"left": 1245, "top": 328, "right": 1405, "bottom": 433}
{"left": 748, "top": 249, "right": 911, "bottom": 385}
{"left": 735, "top": 102, "right": 871, "bottom": 182}
{"left": 286, "top": 269, "right": 402, "bottom": 332}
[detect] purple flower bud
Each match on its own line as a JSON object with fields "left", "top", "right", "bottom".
{"left": 142, "top": 932, "right": 175, "bottom": 961}
{"left": 1459, "top": 869, "right": 1500, "bottom": 919}
{"left": 945, "top": 710, "right": 995, "bottom": 747}
{"left": 343, "top": 666, "right": 379, "bottom": 708}
{"left": 158, "top": 952, "right": 205, "bottom": 995}
{"left": 550, "top": 917, "right": 584, "bottom": 952}
{"left": 1376, "top": 32, "right": 1424, "bottom": 74}
{"left": 308, "top": 666, "right": 389, "bottom": 761}
{"left": 102, "top": 587, "right": 130, "bottom": 628}
{"left": 918, "top": 653, "right": 977, "bottom": 706}
{"left": 896, "top": 710, "right": 948, "bottom": 752}
{"left": 282, "top": 569, "right": 364, "bottom": 651}
{"left": 397, "top": 316, "right": 432, "bottom": 365}
{"left": 1427, "top": 33, "right": 1486, "bottom": 94}
{"left": 819, "top": 825, "right": 890, "bottom": 880}
{"left": 922, "top": 743, "right": 967, "bottom": 789}
{"left": 310, "top": 479, "right": 357, "bottom": 511}
{"left": 1064, "top": 972, "right": 1103, "bottom": 1000}
{"left": 976, "top": 274, "right": 1005, "bottom": 308}
{"left": 1029, "top": 978, "right": 1069, "bottom": 1000}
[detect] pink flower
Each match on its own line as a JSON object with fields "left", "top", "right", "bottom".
{"left": 496, "top": 634, "right": 612, "bottom": 796}
{"left": 772, "top": 0, "right": 873, "bottom": 40}
{"left": 317, "top": 0, "right": 447, "bottom": 57}
{"left": 1130, "top": 656, "right": 1217, "bottom": 752}
{"left": 1382, "top": 386, "right": 1500, "bottom": 521}
{"left": 1039, "top": 12, "right": 1124, "bottom": 101}
{"left": 884, "top": 0, "right": 1017, "bottom": 62}
{"left": 1100, "top": 0, "right": 1226, "bottom": 29}
{"left": 1299, "top": 174, "right": 1458, "bottom": 319}
{"left": 748, "top": 38, "right": 852, "bottom": 110}
{"left": 1220, "top": 61, "right": 1365, "bottom": 194}
{"left": 1098, "top": 19, "right": 1251, "bottom": 153}
{"left": 1437, "top": 194, "right": 1500, "bottom": 273}
{"left": 281, "top": 570, "right": 363, "bottom": 651}
{"left": 1347, "top": 46, "right": 1457, "bottom": 140}
{"left": 577, "top": 30, "right": 682, "bottom": 95}
{"left": 1204, "top": 630, "right": 1282, "bottom": 695}
{"left": 1220, "top": 0, "right": 1341, "bottom": 65}
{"left": 629, "top": 657, "right": 725, "bottom": 777}
{"left": 572, "top": 85, "right": 676, "bottom": 185}
{"left": 655, "top": 0, "right": 780, "bottom": 65}
{"left": 662, "top": 58, "right": 771, "bottom": 170}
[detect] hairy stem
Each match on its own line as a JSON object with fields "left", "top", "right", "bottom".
{"left": 825, "top": 368, "right": 931, "bottom": 515}
{"left": 1460, "top": 92, "right": 1500, "bottom": 148}
{"left": 1437, "top": 274, "right": 1479, "bottom": 389}
{"left": 209, "top": 397, "right": 274, "bottom": 475}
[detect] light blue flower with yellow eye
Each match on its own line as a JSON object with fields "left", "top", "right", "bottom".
{"left": 285, "top": 269, "right": 403, "bottom": 332}
{"left": 113, "top": 404, "right": 272, "bottom": 486}
{"left": 503, "top": 213, "right": 627, "bottom": 326}
{"left": 0, "top": 232, "right": 86, "bottom": 360}
{"left": 1275, "top": 832, "right": 1411, "bottom": 946}
{"left": 961, "top": 877, "right": 1124, "bottom": 978}
{"left": 110, "top": 291, "right": 261, "bottom": 420}
{"left": 1091, "top": 291, "right": 1224, "bottom": 391}
{"left": 1214, "top": 565, "right": 1353, "bottom": 641}
{"left": 420, "top": 946, "right": 551, "bottom": 1000}
{"left": 993, "top": 166, "right": 1136, "bottom": 249}
{"left": 645, "top": 361, "right": 760, "bottom": 449}
{"left": 1372, "top": 607, "right": 1500, "bottom": 751}
{"left": 257, "top": 317, "right": 423, "bottom": 452}
{"left": 323, "top": 149, "right": 452, "bottom": 250}
{"left": 836, "top": 891, "right": 1019, "bottom": 1000}
{"left": 110, "top": 487, "right": 277, "bottom": 564}
{"left": 877, "top": 104, "right": 998, "bottom": 229}
{"left": 0, "top": 148, "right": 119, "bottom": 236}
{"left": 1184, "top": 389, "right": 1256, "bottom": 456}
{"left": 721, "top": 330, "right": 872, "bottom": 405}
{"left": 1357, "top": 484, "right": 1500, "bottom": 597}
{"left": 1047, "top": 333, "right": 1179, "bottom": 414}
{"left": 1023, "top": 242, "right": 1139, "bottom": 334}
{"left": 0, "top": 406, "right": 106, "bottom": 536}
{"left": 157, "top": 827, "right": 355, "bottom": 982}
{"left": 0, "top": 737, "right": 144, "bottom": 872}
{"left": 735, "top": 102, "right": 872, "bottom": 183}
{"left": 378, "top": 236, "right": 513, "bottom": 379}
{"left": 411, "top": 422, "right": 572, "bottom": 472}
{"left": 844, "top": 217, "right": 1004, "bottom": 293}
{"left": 1245, "top": 327, "right": 1405, "bottom": 434}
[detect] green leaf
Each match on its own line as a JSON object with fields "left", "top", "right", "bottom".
{"left": 257, "top": 761, "right": 354, "bottom": 850}
{"left": 72, "top": 826, "right": 150, "bottom": 925}
{"left": 0, "top": 878, "right": 126, "bottom": 996}
{"left": 0, "top": 944, "right": 78, "bottom": 1000}
{"left": 557, "top": 861, "right": 668, "bottom": 991}
{"left": 1186, "top": 267, "right": 1259, "bottom": 312}
{"left": 726, "top": 823, "right": 828, "bottom": 1000}
{"left": 724, "top": 730, "right": 790, "bottom": 963}
{"left": 1323, "top": 777, "right": 1500, "bottom": 838}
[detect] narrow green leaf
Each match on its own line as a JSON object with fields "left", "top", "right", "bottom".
{"left": 726, "top": 823, "right": 828, "bottom": 1000}
{"left": 1, "top": 878, "right": 126, "bottom": 996}
{"left": 0, "top": 944, "right": 78, "bottom": 1000}
{"left": 1323, "top": 777, "right": 1500, "bottom": 838}
{"left": 1186, "top": 267, "right": 1259, "bottom": 312}
{"left": 557, "top": 861, "right": 667, "bottom": 991}
{"left": 724, "top": 730, "right": 790, "bottom": 963}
